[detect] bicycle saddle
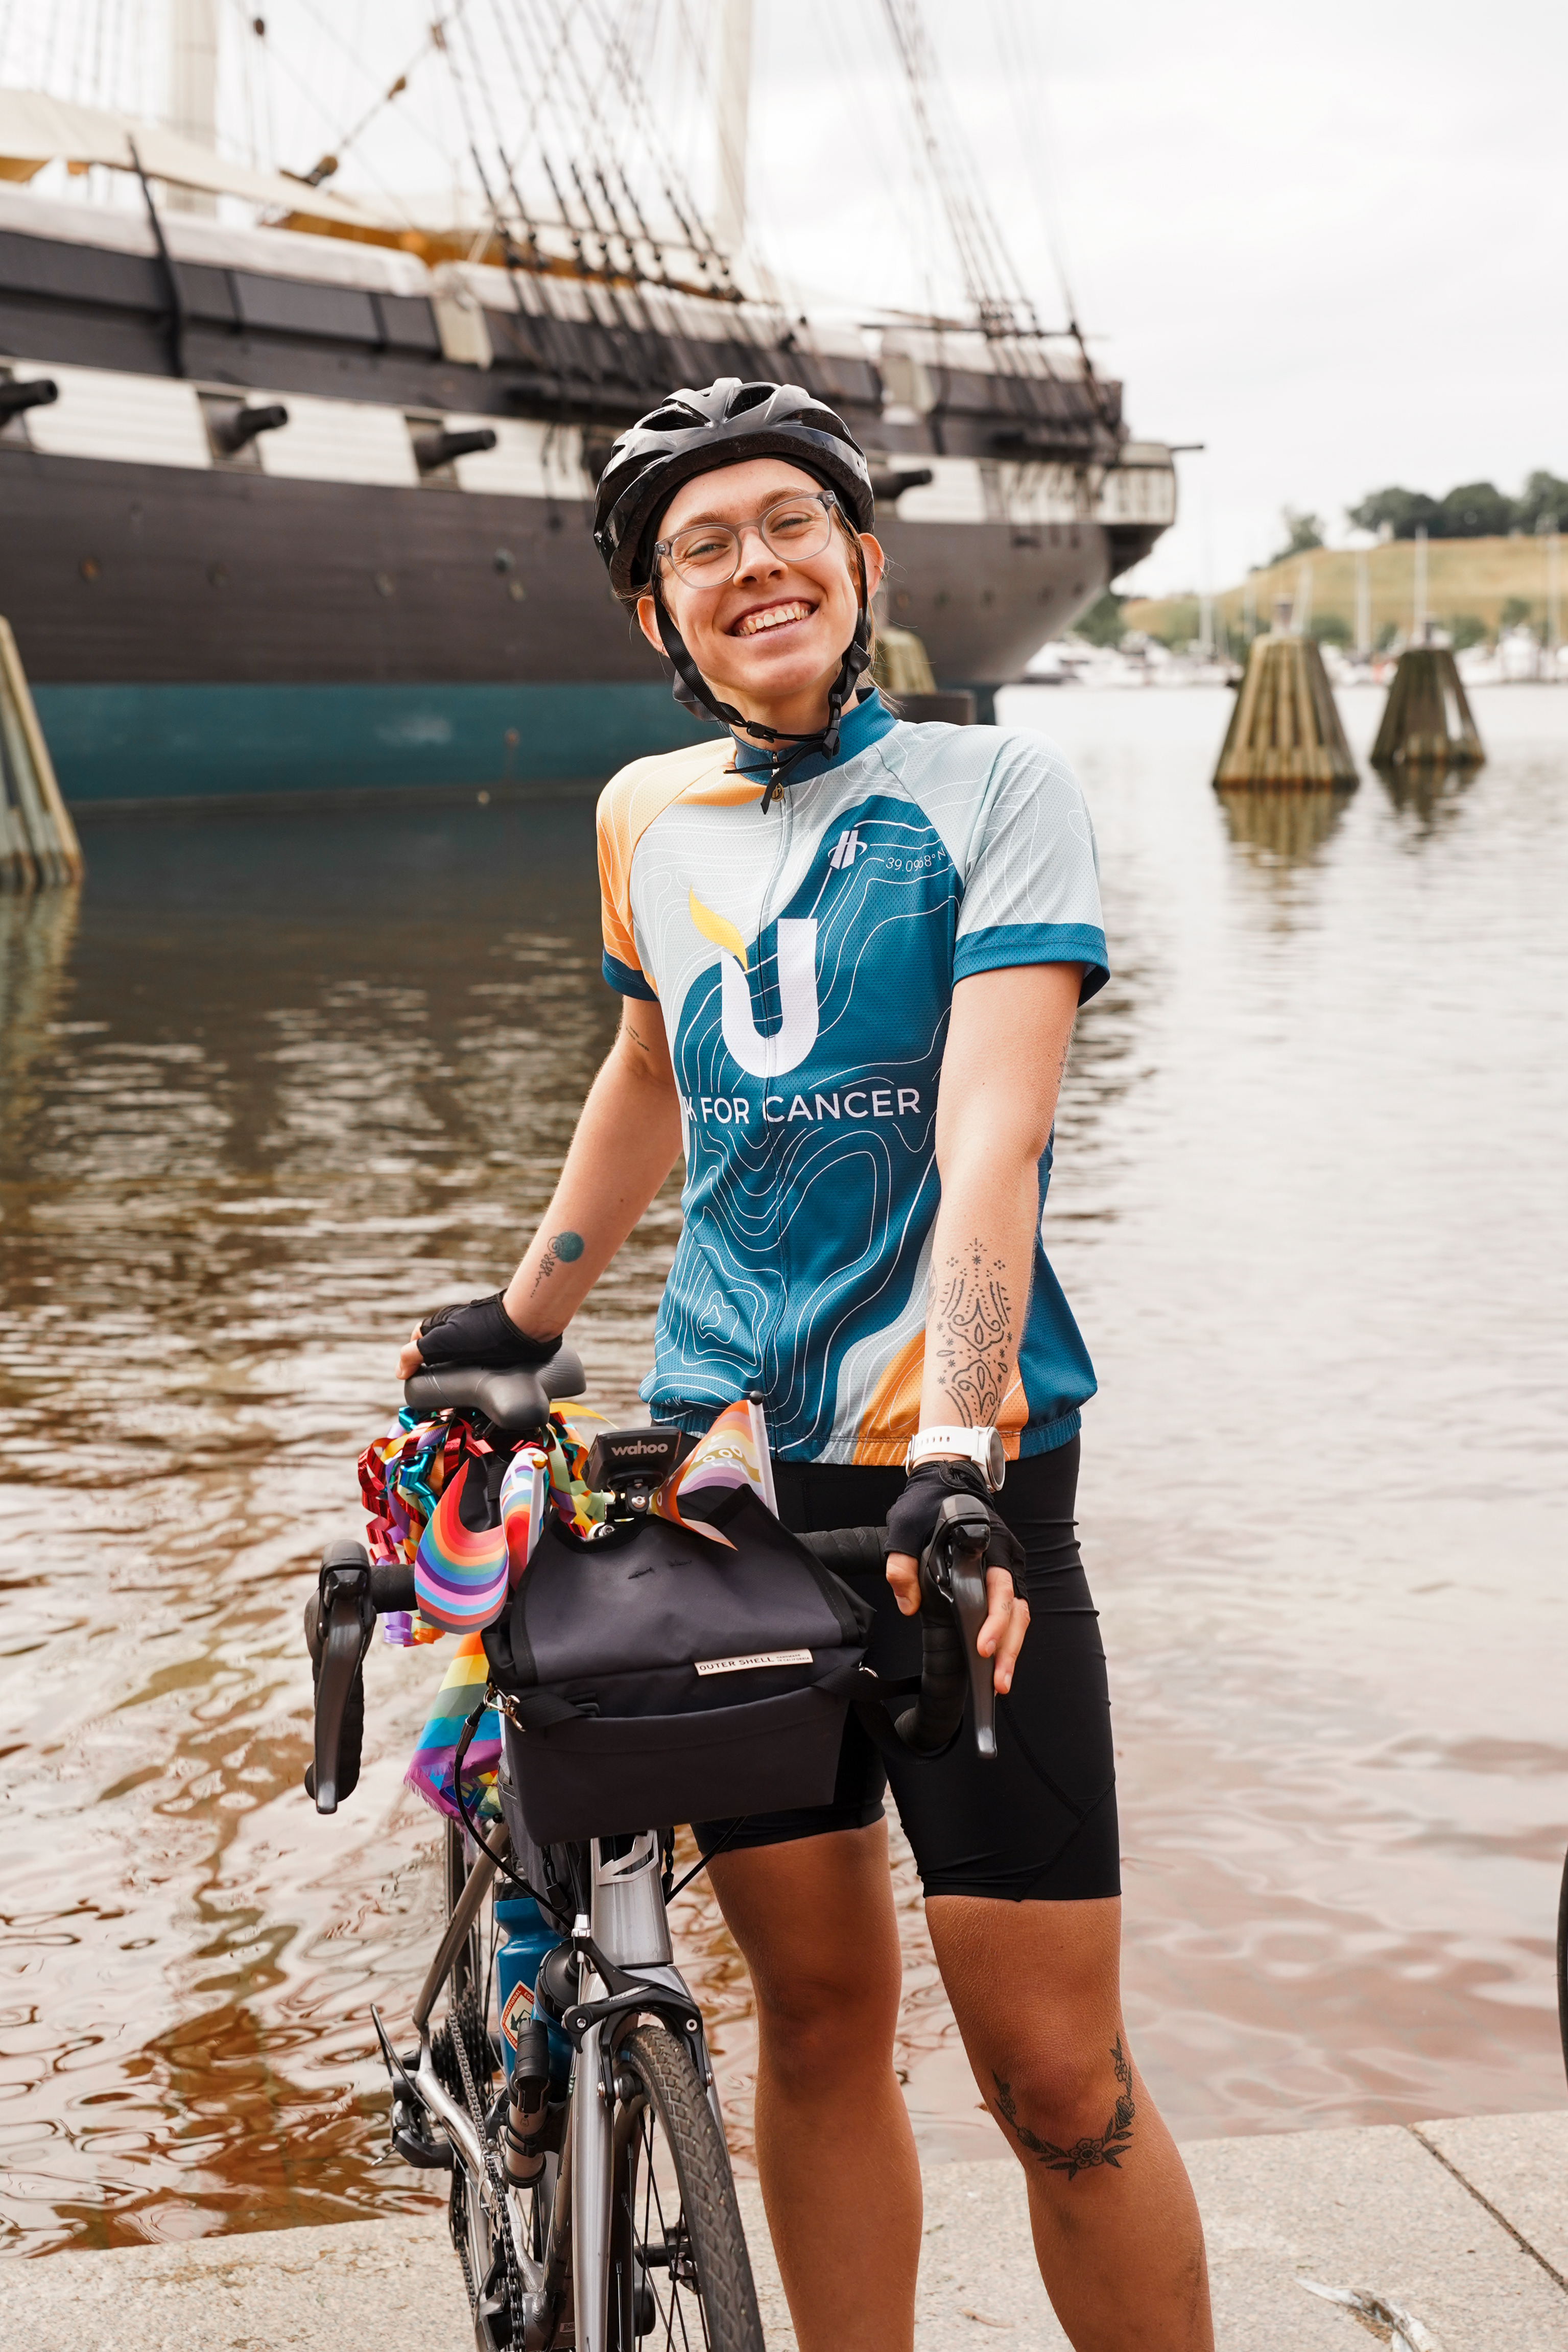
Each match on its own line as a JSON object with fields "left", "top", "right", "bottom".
{"left": 405, "top": 1342, "right": 586, "bottom": 1436}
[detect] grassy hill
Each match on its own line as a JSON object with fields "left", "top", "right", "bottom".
{"left": 1123, "top": 535, "right": 1560, "bottom": 649}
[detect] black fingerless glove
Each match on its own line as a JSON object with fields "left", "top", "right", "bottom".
{"left": 884, "top": 1461, "right": 1024, "bottom": 1590}
{"left": 416, "top": 1291, "right": 561, "bottom": 1372}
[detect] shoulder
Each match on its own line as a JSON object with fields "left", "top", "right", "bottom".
{"left": 596, "top": 738, "right": 760, "bottom": 850}
{"left": 879, "top": 720, "right": 1094, "bottom": 854}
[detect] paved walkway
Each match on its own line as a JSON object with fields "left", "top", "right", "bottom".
{"left": 4, "top": 2111, "right": 1566, "bottom": 2350}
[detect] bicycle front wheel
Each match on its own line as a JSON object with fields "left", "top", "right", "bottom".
{"left": 610, "top": 2025, "right": 764, "bottom": 2352}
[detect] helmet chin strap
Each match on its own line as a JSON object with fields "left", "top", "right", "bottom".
{"left": 654, "top": 546, "right": 873, "bottom": 813}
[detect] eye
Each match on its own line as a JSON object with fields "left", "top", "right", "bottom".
{"left": 674, "top": 529, "right": 732, "bottom": 566}
{"left": 767, "top": 503, "right": 818, "bottom": 539}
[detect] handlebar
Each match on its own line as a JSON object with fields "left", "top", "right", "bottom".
{"left": 802, "top": 1494, "right": 998, "bottom": 1762}
{"left": 308, "top": 1456, "right": 1001, "bottom": 1817}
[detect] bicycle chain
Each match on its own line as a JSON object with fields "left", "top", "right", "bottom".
{"left": 448, "top": 1991, "right": 525, "bottom": 2339}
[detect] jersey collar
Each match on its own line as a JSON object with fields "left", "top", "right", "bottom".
{"left": 730, "top": 687, "right": 896, "bottom": 790}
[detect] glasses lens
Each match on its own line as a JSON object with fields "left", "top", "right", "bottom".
{"left": 668, "top": 525, "right": 740, "bottom": 586}
{"left": 762, "top": 495, "right": 832, "bottom": 562}
{"left": 665, "top": 495, "right": 833, "bottom": 585}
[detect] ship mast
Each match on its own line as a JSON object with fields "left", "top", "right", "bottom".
{"left": 712, "top": 0, "right": 752, "bottom": 262}
{"left": 165, "top": 0, "right": 218, "bottom": 216}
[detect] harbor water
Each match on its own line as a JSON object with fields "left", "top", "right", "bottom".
{"left": 2, "top": 684, "right": 1565, "bottom": 2254}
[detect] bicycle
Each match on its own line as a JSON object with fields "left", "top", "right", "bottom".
{"left": 306, "top": 1348, "right": 996, "bottom": 2352}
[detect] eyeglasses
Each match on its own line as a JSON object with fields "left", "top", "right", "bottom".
{"left": 655, "top": 489, "right": 839, "bottom": 588}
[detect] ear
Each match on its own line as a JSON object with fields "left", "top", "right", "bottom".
{"left": 635, "top": 592, "right": 662, "bottom": 654}
{"left": 858, "top": 533, "right": 888, "bottom": 602}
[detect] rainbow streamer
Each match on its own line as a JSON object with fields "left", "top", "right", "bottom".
{"left": 501, "top": 1445, "right": 550, "bottom": 1586}
{"left": 414, "top": 1455, "right": 509, "bottom": 1634}
{"left": 405, "top": 1632, "right": 500, "bottom": 1822}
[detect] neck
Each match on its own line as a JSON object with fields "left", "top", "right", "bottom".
{"left": 724, "top": 671, "right": 841, "bottom": 745}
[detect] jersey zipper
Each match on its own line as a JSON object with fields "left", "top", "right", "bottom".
{"left": 750, "top": 780, "right": 799, "bottom": 1410}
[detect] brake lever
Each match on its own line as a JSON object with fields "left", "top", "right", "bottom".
{"left": 925, "top": 1495, "right": 998, "bottom": 1761}
{"left": 309, "top": 1538, "right": 375, "bottom": 1813}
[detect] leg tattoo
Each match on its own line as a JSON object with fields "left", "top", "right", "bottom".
{"left": 992, "top": 2038, "right": 1136, "bottom": 2181}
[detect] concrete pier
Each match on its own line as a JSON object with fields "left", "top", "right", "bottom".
{"left": 4, "top": 2111, "right": 1566, "bottom": 2350}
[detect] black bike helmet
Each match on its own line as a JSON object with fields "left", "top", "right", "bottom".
{"left": 593, "top": 378, "right": 878, "bottom": 799}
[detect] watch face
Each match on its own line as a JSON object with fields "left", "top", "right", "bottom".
{"left": 983, "top": 1429, "right": 1006, "bottom": 1491}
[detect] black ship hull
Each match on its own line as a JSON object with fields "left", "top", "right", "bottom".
{"left": 0, "top": 188, "right": 1174, "bottom": 801}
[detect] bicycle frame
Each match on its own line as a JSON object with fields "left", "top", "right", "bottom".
{"left": 381, "top": 1789, "right": 719, "bottom": 2352}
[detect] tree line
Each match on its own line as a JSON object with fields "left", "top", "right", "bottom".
{"left": 1275, "top": 470, "right": 1568, "bottom": 559}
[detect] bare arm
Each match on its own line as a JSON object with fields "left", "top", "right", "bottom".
{"left": 397, "top": 1000, "right": 683, "bottom": 1376}
{"left": 886, "top": 961, "right": 1082, "bottom": 1690}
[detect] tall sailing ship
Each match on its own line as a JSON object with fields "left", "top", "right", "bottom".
{"left": 0, "top": 2, "right": 1176, "bottom": 804}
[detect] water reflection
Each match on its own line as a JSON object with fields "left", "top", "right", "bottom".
{"left": 6, "top": 691, "right": 1568, "bottom": 2253}
{"left": 0, "top": 885, "right": 79, "bottom": 1143}
{"left": 1215, "top": 786, "right": 1350, "bottom": 866}
{"left": 1375, "top": 762, "right": 1483, "bottom": 836}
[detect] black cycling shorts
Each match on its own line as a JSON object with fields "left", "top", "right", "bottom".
{"left": 692, "top": 1437, "right": 1120, "bottom": 1903}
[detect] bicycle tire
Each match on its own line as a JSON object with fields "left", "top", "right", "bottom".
{"left": 1557, "top": 1844, "right": 1568, "bottom": 2089}
{"left": 610, "top": 2024, "right": 764, "bottom": 2352}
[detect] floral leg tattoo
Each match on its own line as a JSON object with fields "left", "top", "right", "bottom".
{"left": 992, "top": 2039, "right": 1136, "bottom": 2181}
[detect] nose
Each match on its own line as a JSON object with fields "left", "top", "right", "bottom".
{"left": 733, "top": 521, "right": 783, "bottom": 581}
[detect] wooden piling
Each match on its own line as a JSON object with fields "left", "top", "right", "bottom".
{"left": 1213, "top": 624, "right": 1358, "bottom": 791}
{"left": 0, "top": 617, "right": 83, "bottom": 886}
{"left": 1369, "top": 644, "right": 1484, "bottom": 771}
{"left": 872, "top": 624, "right": 976, "bottom": 724}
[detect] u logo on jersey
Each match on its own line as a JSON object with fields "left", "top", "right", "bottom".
{"left": 690, "top": 890, "right": 820, "bottom": 1078}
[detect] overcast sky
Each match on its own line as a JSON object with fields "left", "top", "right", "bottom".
{"left": 5, "top": 0, "right": 1564, "bottom": 598}
{"left": 746, "top": 0, "right": 1568, "bottom": 597}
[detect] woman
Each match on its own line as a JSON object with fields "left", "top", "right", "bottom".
{"left": 400, "top": 380, "right": 1212, "bottom": 2351}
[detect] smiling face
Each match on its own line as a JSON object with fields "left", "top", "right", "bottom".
{"left": 636, "top": 457, "right": 885, "bottom": 740}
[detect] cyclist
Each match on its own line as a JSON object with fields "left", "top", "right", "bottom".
{"left": 399, "top": 380, "right": 1213, "bottom": 2351}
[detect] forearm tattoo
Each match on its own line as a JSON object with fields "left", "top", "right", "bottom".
{"left": 528, "top": 1228, "right": 585, "bottom": 1299}
{"left": 932, "top": 1237, "right": 1013, "bottom": 1424}
{"left": 992, "top": 2039, "right": 1136, "bottom": 2181}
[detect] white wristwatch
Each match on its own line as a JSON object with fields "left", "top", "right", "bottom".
{"left": 904, "top": 1424, "right": 1006, "bottom": 1493}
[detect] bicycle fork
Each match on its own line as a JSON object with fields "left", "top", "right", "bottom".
{"left": 571, "top": 1828, "right": 716, "bottom": 2352}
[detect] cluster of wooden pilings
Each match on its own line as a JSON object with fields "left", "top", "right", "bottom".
{"left": 0, "top": 617, "right": 83, "bottom": 887}
{"left": 1214, "top": 609, "right": 1486, "bottom": 796}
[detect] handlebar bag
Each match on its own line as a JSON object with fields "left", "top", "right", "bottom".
{"left": 481, "top": 1488, "right": 874, "bottom": 1844}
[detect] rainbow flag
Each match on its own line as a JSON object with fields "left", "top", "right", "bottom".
{"left": 653, "top": 1397, "right": 774, "bottom": 1545}
{"left": 405, "top": 1633, "right": 500, "bottom": 1821}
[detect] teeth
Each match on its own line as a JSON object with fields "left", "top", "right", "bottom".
{"left": 735, "top": 602, "right": 812, "bottom": 638}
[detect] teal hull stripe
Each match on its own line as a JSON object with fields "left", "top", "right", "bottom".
{"left": 32, "top": 682, "right": 717, "bottom": 804}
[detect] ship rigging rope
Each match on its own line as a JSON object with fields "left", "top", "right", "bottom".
{"left": 879, "top": 0, "right": 1050, "bottom": 357}
{"left": 555, "top": 0, "right": 736, "bottom": 290}
{"left": 419, "top": 0, "right": 737, "bottom": 298}
{"left": 988, "top": 0, "right": 1120, "bottom": 429}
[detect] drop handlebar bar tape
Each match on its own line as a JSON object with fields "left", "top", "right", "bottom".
{"left": 884, "top": 1461, "right": 1023, "bottom": 1588}
{"left": 416, "top": 1292, "right": 561, "bottom": 1371}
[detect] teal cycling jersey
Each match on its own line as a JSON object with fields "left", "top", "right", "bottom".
{"left": 597, "top": 692, "right": 1108, "bottom": 1465}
